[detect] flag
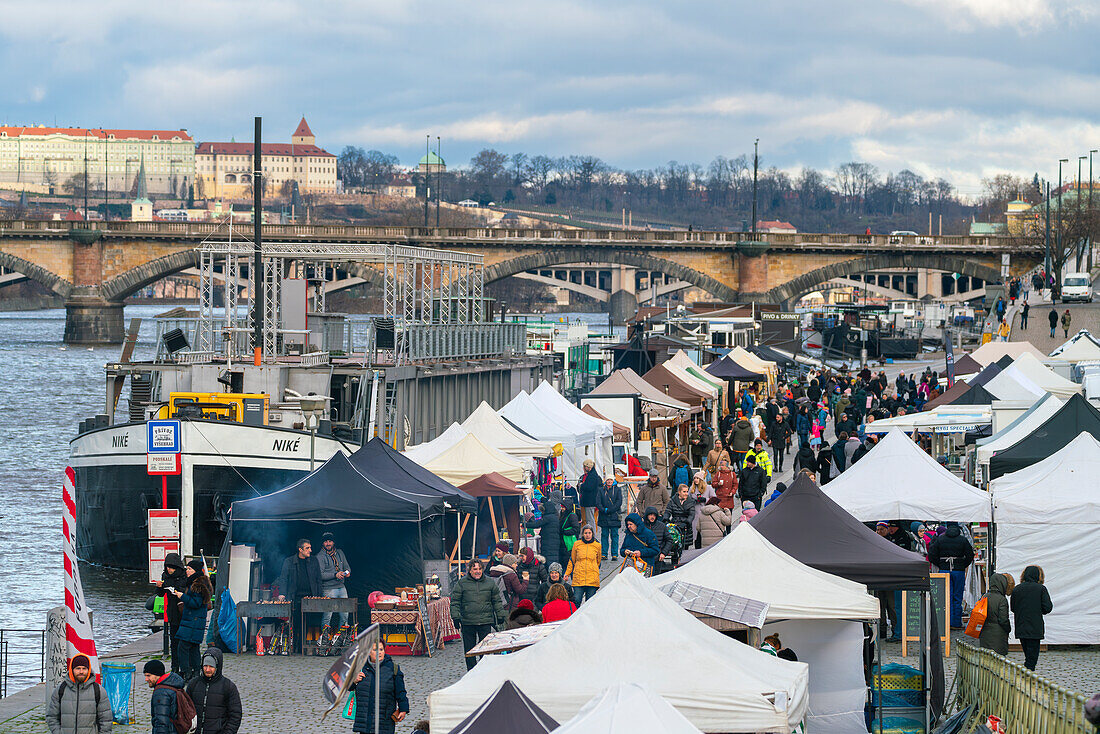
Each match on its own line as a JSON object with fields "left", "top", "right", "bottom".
{"left": 63, "top": 467, "right": 100, "bottom": 678}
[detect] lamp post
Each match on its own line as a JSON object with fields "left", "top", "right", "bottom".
{"left": 1079, "top": 156, "right": 1087, "bottom": 270}
{"left": 297, "top": 394, "right": 331, "bottom": 470}
{"left": 1058, "top": 159, "right": 1069, "bottom": 289}
{"left": 1090, "top": 150, "right": 1098, "bottom": 270}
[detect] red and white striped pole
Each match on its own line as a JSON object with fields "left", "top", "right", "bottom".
{"left": 62, "top": 467, "right": 100, "bottom": 680}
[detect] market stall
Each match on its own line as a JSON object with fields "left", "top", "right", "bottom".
{"left": 1049, "top": 329, "right": 1100, "bottom": 363}
{"left": 987, "top": 394, "right": 1100, "bottom": 479}
{"left": 499, "top": 390, "right": 598, "bottom": 480}
{"left": 456, "top": 472, "right": 526, "bottom": 558}
{"left": 580, "top": 404, "right": 630, "bottom": 442}
{"left": 529, "top": 381, "right": 614, "bottom": 474}
{"left": 974, "top": 394, "right": 1064, "bottom": 482}
{"left": 967, "top": 341, "right": 1046, "bottom": 367}
{"left": 412, "top": 433, "right": 527, "bottom": 487}
{"left": 668, "top": 350, "right": 729, "bottom": 411}
{"left": 348, "top": 438, "right": 478, "bottom": 515}
{"left": 997, "top": 352, "right": 1082, "bottom": 399}
{"left": 656, "top": 523, "right": 879, "bottom": 734}
{"left": 428, "top": 570, "right": 809, "bottom": 733}
{"left": 460, "top": 401, "right": 555, "bottom": 466}
{"left": 551, "top": 683, "right": 704, "bottom": 734}
{"left": 704, "top": 354, "right": 765, "bottom": 382}
{"left": 991, "top": 432, "right": 1100, "bottom": 644}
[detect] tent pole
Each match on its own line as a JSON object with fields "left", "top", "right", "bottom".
{"left": 417, "top": 508, "right": 426, "bottom": 584}
{"left": 876, "top": 618, "right": 883, "bottom": 734}
{"left": 487, "top": 496, "right": 501, "bottom": 545}
{"left": 471, "top": 510, "right": 478, "bottom": 560}
{"left": 449, "top": 514, "right": 470, "bottom": 567}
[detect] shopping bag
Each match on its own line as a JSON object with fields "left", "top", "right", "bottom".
{"left": 964, "top": 596, "right": 988, "bottom": 638}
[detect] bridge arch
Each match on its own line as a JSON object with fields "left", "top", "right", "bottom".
{"left": 765, "top": 253, "right": 1001, "bottom": 307}
{"left": 483, "top": 247, "right": 737, "bottom": 302}
{"left": 0, "top": 251, "right": 72, "bottom": 298}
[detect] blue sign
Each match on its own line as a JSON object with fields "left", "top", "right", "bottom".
{"left": 147, "top": 420, "right": 181, "bottom": 453}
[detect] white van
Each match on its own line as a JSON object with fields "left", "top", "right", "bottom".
{"left": 1062, "top": 273, "right": 1093, "bottom": 303}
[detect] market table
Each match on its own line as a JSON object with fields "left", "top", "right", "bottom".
{"left": 371, "top": 597, "right": 458, "bottom": 656}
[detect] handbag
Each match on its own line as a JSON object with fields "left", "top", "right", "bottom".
{"left": 964, "top": 596, "right": 988, "bottom": 638}
{"left": 561, "top": 516, "right": 578, "bottom": 551}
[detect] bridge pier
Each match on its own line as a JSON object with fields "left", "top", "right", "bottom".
{"left": 64, "top": 288, "right": 124, "bottom": 344}
{"left": 608, "top": 289, "right": 639, "bottom": 324}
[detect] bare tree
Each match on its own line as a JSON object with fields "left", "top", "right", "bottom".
{"left": 524, "top": 155, "right": 554, "bottom": 193}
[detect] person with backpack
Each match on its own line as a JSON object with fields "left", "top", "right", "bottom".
{"left": 1010, "top": 565, "right": 1053, "bottom": 671}
{"left": 558, "top": 500, "right": 582, "bottom": 563}
{"left": 487, "top": 553, "right": 528, "bottom": 611}
{"left": 143, "top": 659, "right": 193, "bottom": 734}
{"left": 350, "top": 641, "right": 409, "bottom": 734}
{"left": 184, "top": 647, "right": 242, "bottom": 734}
{"left": 670, "top": 452, "right": 692, "bottom": 493}
{"left": 47, "top": 654, "right": 113, "bottom": 734}
{"left": 525, "top": 492, "right": 563, "bottom": 568}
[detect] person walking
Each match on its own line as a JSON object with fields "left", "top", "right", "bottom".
{"left": 47, "top": 654, "right": 113, "bottom": 734}
{"left": 577, "top": 459, "right": 602, "bottom": 527}
{"left": 928, "top": 522, "right": 974, "bottom": 628}
{"left": 184, "top": 647, "right": 242, "bottom": 734}
{"left": 737, "top": 454, "right": 768, "bottom": 513}
{"left": 730, "top": 412, "right": 755, "bottom": 466}
{"left": 767, "top": 407, "right": 791, "bottom": 472}
{"left": 711, "top": 458, "right": 738, "bottom": 510}
{"left": 620, "top": 512, "right": 660, "bottom": 572}
{"left": 156, "top": 553, "right": 188, "bottom": 675}
{"left": 661, "top": 484, "right": 696, "bottom": 564}
{"left": 997, "top": 318, "right": 1010, "bottom": 342}
{"left": 565, "top": 525, "right": 601, "bottom": 605}
{"left": 1011, "top": 566, "right": 1053, "bottom": 671}
{"left": 540, "top": 583, "right": 577, "bottom": 622}
{"left": 1020, "top": 301, "right": 1029, "bottom": 330}
{"left": 704, "top": 439, "right": 731, "bottom": 478}
{"left": 745, "top": 438, "right": 773, "bottom": 478}
{"left": 350, "top": 641, "right": 409, "bottom": 734}
{"left": 796, "top": 405, "right": 811, "bottom": 449}
{"left": 642, "top": 506, "right": 676, "bottom": 575}
{"left": 316, "top": 532, "right": 351, "bottom": 638}
{"left": 978, "top": 573, "right": 1013, "bottom": 656}
{"left": 634, "top": 471, "right": 670, "bottom": 516}
{"left": 596, "top": 477, "right": 622, "bottom": 560}
{"left": 274, "top": 539, "right": 322, "bottom": 654}
{"left": 1061, "top": 309, "right": 1072, "bottom": 338}
{"left": 142, "top": 660, "right": 188, "bottom": 734}
{"left": 698, "top": 497, "right": 731, "bottom": 546}
{"left": 1049, "top": 307, "right": 1059, "bottom": 338}
{"left": 170, "top": 560, "right": 213, "bottom": 681}
{"left": 450, "top": 559, "right": 504, "bottom": 670}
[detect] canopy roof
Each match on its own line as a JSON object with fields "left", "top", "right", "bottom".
{"left": 552, "top": 683, "right": 703, "bottom": 734}
{"left": 232, "top": 452, "right": 438, "bottom": 522}
{"left": 821, "top": 431, "right": 992, "bottom": 521}
{"left": 589, "top": 368, "right": 692, "bottom": 415}
{"left": 446, "top": 680, "right": 558, "bottom": 734}
{"left": 750, "top": 475, "right": 930, "bottom": 590}
{"left": 951, "top": 353, "right": 983, "bottom": 376}
{"left": 705, "top": 354, "right": 766, "bottom": 381}
{"left": 968, "top": 341, "right": 1046, "bottom": 367}
{"left": 460, "top": 402, "right": 554, "bottom": 461}
{"left": 992, "top": 432, "right": 1100, "bottom": 523}
{"left": 642, "top": 363, "right": 711, "bottom": 406}
{"left": 458, "top": 471, "right": 524, "bottom": 498}
{"left": 968, "top": 362, "right": 1004, "bottom": 388}
{"left": 403, "top": 422, "right": 469, "bottom": 465}
{"left": 501, "top": 390, "right": 596, "bottom": 446}
{"left": 418, "top": 433, "right": 528, "bottom": 485}
{"left": 349, "top": 437, "right": 476, "bottom": 513}
{"left": 1049, "top": 329, "right": 1100, "bottom": 362}
{"left": 531, "top": 381, "right": 614, "bottom": 438}
{"left": 656, "top": 523, "right": 880, "bottom": 620}
{"left": 864, "top": 407, "right": 989, "bottom": 435}
{"left": 428, "top": 570, "right": 809, "bottom": 733}
{"left": 924, "top": 380, "right": 972, "bottom": 409}
{"left": 984, "top": 368, "right": 1044, "bottom": 402}
{"left": 581, "top": 404, "right": 630, "bottom": 441}
{"left": 1001, "top": 352, "right": 1081, "bottom": 398}
{"left": 669, "top": 350, "right": 727, "bottom": 393}
{"left": 729, "top": 345, "right": 778, "bottom": 375}
{"left": 976, "top": 393, "right": 1065, "bottom": 464}
{"left": 658, "top": 356, "right": 719, "bottom": 399}
{"left": 988, "top": 394, "right": 1100, "bottom": 479}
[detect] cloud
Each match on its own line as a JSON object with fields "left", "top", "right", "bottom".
{"left": 895, "top": 0, "right": 1098, "bottom": 29}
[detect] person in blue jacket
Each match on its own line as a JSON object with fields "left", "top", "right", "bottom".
{"left": 620, "top": 512, "right": 659, "bottom": 571}
{"left": 351, "top": 641, "right": 409, "bottom": 734}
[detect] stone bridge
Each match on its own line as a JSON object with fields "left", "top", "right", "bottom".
{"left": 0, "top": 220, "right": 1041, "bottom": 342}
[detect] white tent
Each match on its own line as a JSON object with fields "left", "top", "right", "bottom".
{"left": 660, "top": 359, "right": 719, "bottom": 401}
{"left": 552, "top": 683, "right": 703, "bottom": 734}
{"left": 991, "top": 432, "right": 1100, "bottom": 644}
{"left": 984, "top": 368, "right": 1045, "bottom": 403}
{"left": 1003, "top": 352, "right": 1082, "bottom": 399}
{"left": 655, "top": 523, "right": 877, "bottom": 734}
{"left": 730, "top": 345, "right": 778, "bottom": 377}
{"left": 821, "top": 430, "right": 992, "bottom": 522}
{"left": 864, "top": 407, "right": 989, "bottom": 435}
{"left": 1050, "top": 330, "right": 1100, "bottom": 363}
{"left": 403, "top": 422, "right": 470, "bottom": 465}
{"left": 976, "top": 393, "right": 1064, "bottom": 467}
{"left": 529, "top": 381, "right": 613, "bottom": 475}
{"left": 417, "top": 433, "right": 528, "bottom": 486}
{"left": 428, "top": 570, "right": 809, "bottom": 733}
{"left": 500, "top": 391, "right": 596, "bottom": 479}
{"left": 460, "top": 402, "right": 554, "bottom": 462}
{"left": 968, "top": 340, "right": 1047, "bottom": 367}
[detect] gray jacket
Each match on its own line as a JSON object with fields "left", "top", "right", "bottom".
{"left": 47, "top": 676, "right": 113, "bottom": 734}
{"left": 316, "top": 547, "right": 351, "bottom": 591}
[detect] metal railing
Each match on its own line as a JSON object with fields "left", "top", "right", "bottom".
{"left": 0, "top": 628, "right": 46, "bottom": 698}
{"left": 954, "top": 642, "right": 1093, "bottom": 734}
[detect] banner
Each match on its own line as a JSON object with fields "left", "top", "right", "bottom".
{"left": 322, "top": 623, "right": 380, "bottom": 720}
{"left": 62, "top": 467, "right": 100, "bottom": 678}
{"left": 944, "top": 326, "right": 955, "bottom": 388}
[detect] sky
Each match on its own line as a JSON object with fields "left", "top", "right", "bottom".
{"left": 3, "top": 0, "right": 1100, "bottom": 195}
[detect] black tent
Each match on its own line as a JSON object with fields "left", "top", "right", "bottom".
{"left": 750, "top": 474, "right": 929, "bottom": 590}
{"left": 988, "top": 393, "right": 1100, "bottom": 479}
{"left": 994, "top": 354, "right": 1015, "bottom": 369}
{"left": 229, "top": 452, "right": 446, "bottom": 599}
{"left": 967, "top": 362, "right": 1003, "bottom": 388}
{"left": 951, "top": 382, "right": 995, "bottom": 406}
{"left": 924, "top": 380, "right": 971, "bottom": 409}
{"left": 349, "top": 437, "right": 477, "bottom": 514}
{"left": 705, "top": 355, "right": 765, "bottom": 381}
{"left": 447, "top": 680, "right": 558, "bottom": 734}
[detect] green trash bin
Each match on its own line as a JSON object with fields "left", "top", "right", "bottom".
{"left": 100, "top": 662, "right": 135, "bottom": 724}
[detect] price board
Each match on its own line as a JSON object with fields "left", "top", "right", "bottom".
{"left": 902, "top": 572, "right": 950, "bottom": 658}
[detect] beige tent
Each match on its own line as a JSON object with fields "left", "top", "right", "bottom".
{"left": 419, "top": 432, "right": 528, "bottom": 485}
{"left": 968, "top": 340, "right": 1047, "bottom": 367}
{"left": 729, "top": 346, "right": 778, "bottom": 393}
{"left": 589, "top": 369, "right": 696, "bottom": 418}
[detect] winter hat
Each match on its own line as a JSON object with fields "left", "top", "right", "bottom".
{"left": 71, "top": 654, "right": 90, "bottom": 669}
{"left": 548, "top": 562, "right": 563, "bottom": 577}
{"left": 501, "top": 553, "right": 518, "bottom": 567}
{"left": 495, "top": 542, "right": 509, "bottom": 553}
{"left": 202, "top": 652, "right": 218, "bottom": 668}
{"left": 742, "top": 500, "right": 756, "bottom": 510}
{"left": 321, "top": 532, "right": 335, "bottom": 542}
{"left": 876, "top": 521, "right": 889, "bottom": 528}
{"left": 516, "top": 599, "right": 535, "bottom": 611}
{"left": 164, "top": 553, "right": 184, "bottom": 570}
{"left": 910, "top": 522, "right": 925, "bottom": 534}
{"left": 694, "top": 471, "right": 705, "bottom": 481}
{"left": 520, "top": 547, "right": 535, "bottom": 564}
{"left": 187, "top": 559, "right": 205, "bottom": 574}
{"left": 143, "top": 660, "right": 165, "bottom": 676}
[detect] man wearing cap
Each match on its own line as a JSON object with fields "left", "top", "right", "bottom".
{"left": 316, "top": 532, "right": 351, "bottom": 636}
{"left": 47, "top": 654, "right": 113, "bottom": 734}
{"left": 142, "top": 660, "right": 187, "bottom": 734}
{"left": 184, "top": 647, "right": 242, "bottom": 734}
{"left": 156, "top": 552, "right": 189, "bottom": 673}
{"left": 634, "top": 471, "right": 669, "bottom": 517}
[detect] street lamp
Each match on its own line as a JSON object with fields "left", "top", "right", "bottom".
{"left": 296, "top": 394, "right": 331, "bottom": 470}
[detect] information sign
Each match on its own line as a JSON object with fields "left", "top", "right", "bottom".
{"left": 148, "top": 540, "right": 180, "bottom": 584}
{"left": 148, "top": 509, "right": 180, "bottom": 540}
{"left": 147, "top": 453, "right": 181, "bottom": 475}
{"left": 901, "top": 572, "right": 950, "bottom": 657}
{"left": 147, "top": 420, "right": 181, "bottom": 453}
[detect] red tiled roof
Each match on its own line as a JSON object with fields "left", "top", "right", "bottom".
{"left": 293, "top": 117, "right": 314, "bottom": 138}
{"left": 195, "top": 142, "right": 334, "bottom": 158}
{"left": 0, "top": 126, "right": 192, "bottom": 141}
{"left": 757, "top": 220, "right": 796, "bottom": 229}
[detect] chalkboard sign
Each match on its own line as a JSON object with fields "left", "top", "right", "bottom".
{"left": 418, "top": 597, "right": 435, "bottom": 657}
{"left": 901, "top": 573, "right": 950, "bottom": 658}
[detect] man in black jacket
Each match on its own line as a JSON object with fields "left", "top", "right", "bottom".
{"left": 157, "top": 553, "right": 189, "bottom": 674}
{"left": 737, "top": 454, "right": 768, "bottom": 511}
{"left": 143, "top": 660, "right": 186, "bottom": 734}
{"left": 766, "top": 410, "right": 791, "bottom": 472}
{"left": 642, "top": 506, "right": 675, "bottom": 575}
{"left": 928, "top": 523, "right": 974, "bottom": 629}
{"left": 274, "top": 539, "right": 322, "bottom": 653}
{"left": 185, "top": 647, "right": 242, "bottom": 734}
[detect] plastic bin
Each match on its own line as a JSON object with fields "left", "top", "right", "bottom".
{"left": 100, "top": 662, "right": 135, "bottom": 724}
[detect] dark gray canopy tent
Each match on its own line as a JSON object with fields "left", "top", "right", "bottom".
{"left": 988, "top": 393, "right": 1100, "bottom": 479}
{"left": 705, "top": 354, "right": 765, "bottom": 381}
{"left": 446, "top": 680, "right": 558, "bottom": 734}
{"left": 349, "top": 437, "right": 478, "bottom": 514}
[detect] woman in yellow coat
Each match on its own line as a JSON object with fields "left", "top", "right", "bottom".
{"left": 566, "top": 525, "right": 602, "bottom": 606}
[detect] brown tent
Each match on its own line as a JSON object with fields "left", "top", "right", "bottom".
{"left": 459, "top": 472, "right": 525, "bottom": 556}
{"left": 582, "top": 404, "right": 631, "bottom": 441}
{"left": 642, "top": 362, "right": 711, "bottom": 407}
{"left": 924, "top": 379, "right": 970, "bottom": 409}
{"left": 952, "top": 353, "right": 982, "bottom": 375}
